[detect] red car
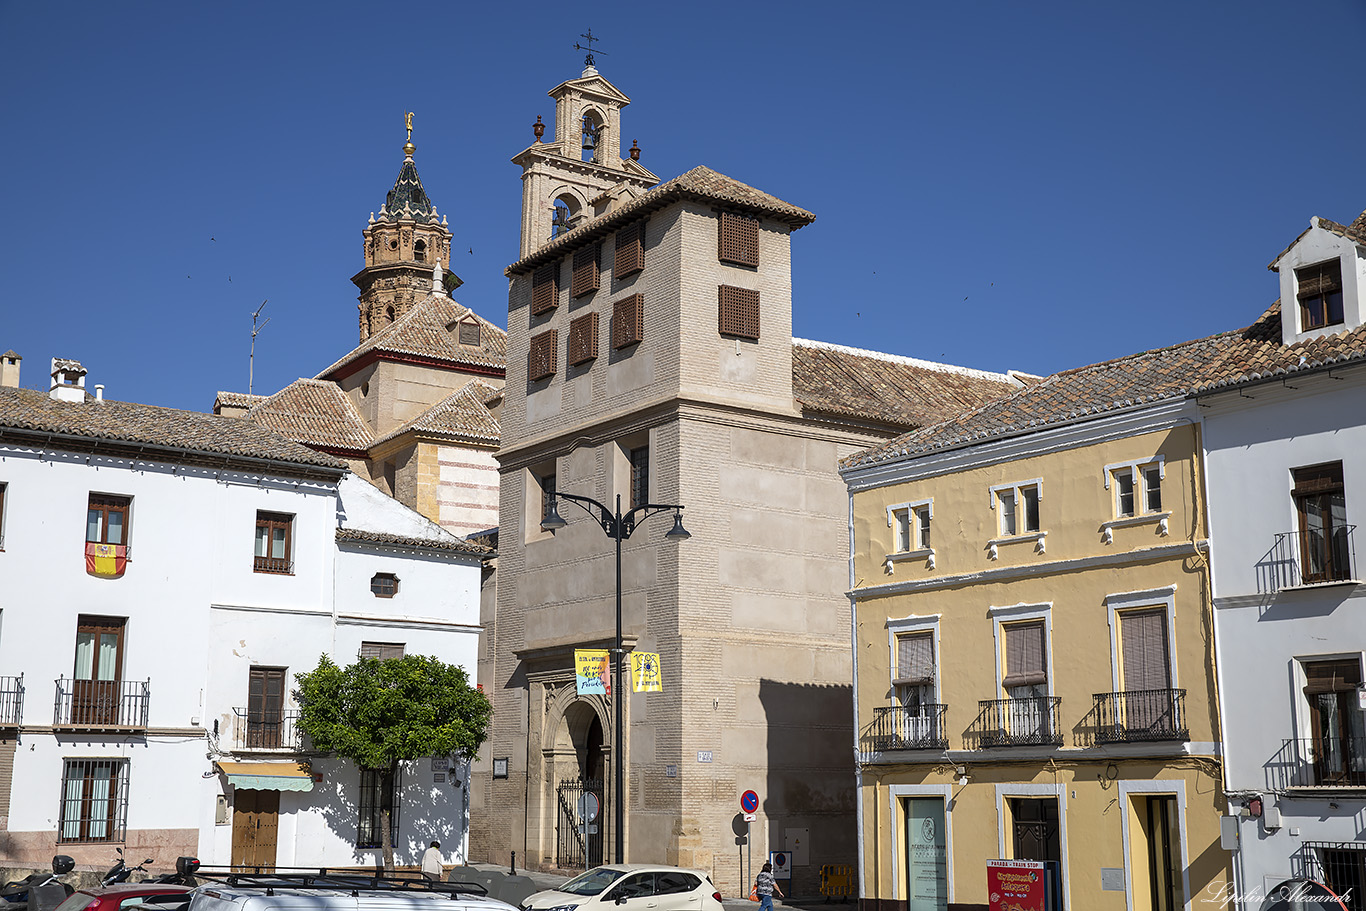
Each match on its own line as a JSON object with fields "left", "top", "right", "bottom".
{"left": 53, "top": 884, "right": 194, "bottom": 911}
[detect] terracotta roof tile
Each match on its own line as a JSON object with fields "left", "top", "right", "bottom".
{"left": 246, "top": 379, "right": 374, "bottom": 453}
{"left": 335, "top": 527, "right": 491, "bottom": 556}
{"left": 215, "top": 391, "right": 266, "bottom": 410}
{"left": 375, "top": 380, "right": 502, "bottom": 446}
{"left": 317, "top": 295, "right": 507, "bottom": 379}
{"left": 1190, "top": 302, "right": 1366, "bottom": 393}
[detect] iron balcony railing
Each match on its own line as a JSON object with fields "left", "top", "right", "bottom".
{"left": 1276, "top": 737, "right": 1366, "bottom": 789}
{"left": 977, "top": 696, "right": 1063, "bottom": 747}
{"left": 53, "top": 678, "right": 150, "bottom": 728}
{"left": 0, "top": 675, "right": 23, "bottom": 726}
{"left": 1257, "top": 525, "right": 1356, "bottom": 594}
{"left": 1092, "top": 689, "right": 1188, "bottom": 743}
{"left": 232, "top": 706, "right": 302, "bottom": 751}
{"left": 867, "top": 705, "right": 949, "bottom": 751}
{"left": 253, "top": 555, "right": 294, "bottom": 575}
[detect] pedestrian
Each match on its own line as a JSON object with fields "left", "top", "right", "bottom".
{"left": 421, "top": 840, "right": 443, "bottom": 882}
{"left": 754, "top": 862, "right": 783, "bottom": 911}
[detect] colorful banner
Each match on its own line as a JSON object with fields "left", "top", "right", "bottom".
{"left": 631, "top": 652, "right": 662, "bottom": 692}
{"left": 85, "top": 542, "right": 127, "bottom": 578}
{"left": 574, "top": 649, "right": 610, "bottom": 696}
{"left": 986, "top": 860, "right": 1046, "bottom": 911}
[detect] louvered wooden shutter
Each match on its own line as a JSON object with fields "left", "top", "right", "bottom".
{"left": 572, "top": 245, "right": 601, "bottom": 298}
{"left": 1002, "top": 622, "right": 1047, "bottom": 687}
{"left": 613, "top": 293, "right": 644, "bottom": 349}
{"left": 895, "top": 633, "right": 934, "bottom": 684}
{"left": 1293, "top": 461, "right": 1344, "bottom": 496}
{"left": 1120, "top": 610, "right": 1170, "bottom": 691}
{"left": 531, "top": 263, "right": 560, "bottom": 315}
{"left": 529, "top": 329, "right": 558, "bottom": 381}
{"left": 1296, "top": 260, "right": 1343, "bottom": 299}
{"left": 614, "top": 222, "right": 644, "bottom": 277}
{"left": 568, "top": 312, "right": 599, "bottom": 366}
{"left": 1304, "top": 659, "right": 1363, "bottom": 694}
{"left": 718, "top": 285, "right": 760, "bottom": 340}
{"left": 718, "top": 211, "right": 759, "bottom": 267}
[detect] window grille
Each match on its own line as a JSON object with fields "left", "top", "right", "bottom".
{"left": 718, "top": 211, "right": 759, "bottom": 267}
{"left": 58, "top": 758, "right": 129, "bottom": 843}
{"left": 568, "top": 312, "right": 600, "bottom": 366}
{"left": 357, "top": 767, "right": 399, "bottom": 848}
{"left": 718, "top": 285, "right": 760, "bottom": 340}
{"left": 613, "top": 293, "right": 644, "bottom": 349}
{"left": 614, "top": 222, "right": 644, "bottom": 277}
{"left": 540, "top": 472, "right": 556, "bottom": 524}
{"left": 529, "top": 330, "right": 558, "bottom": 382}
{"left": 1300, "top": 842, "right": 1365, "bottom": 911}
{"left": 532, "top": 263, "right": 560, "bottom": 316}
{"left": 629, "top": 446, "right": 649, "bottom": 510}
{"left": 572, "top": 246, "right": 601, "bottom": 298}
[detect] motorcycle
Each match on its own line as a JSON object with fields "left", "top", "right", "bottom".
{"left": 0, "top": 856, "right": 75, "bottom": 910}
{"left": 100, "top": 849, "right": 153, "bottom": 887}
{"left": 142, "top": 858, "right": 200, "bottom": 887}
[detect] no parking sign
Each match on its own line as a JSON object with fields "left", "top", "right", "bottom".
{"left": 769, "top": 852, "right": 791, "bottom": 880}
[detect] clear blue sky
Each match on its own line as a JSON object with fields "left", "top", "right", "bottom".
{"left": 3, "top": 1, "right": 1365, "bottom": 411}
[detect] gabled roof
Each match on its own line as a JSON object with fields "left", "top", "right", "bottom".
{"left": 317, "top": 295, "right": 507, "bottom": 380}
{"left": 335, "top": 526, "right": 491, "bottom": 556}
{"left": 0, "top": 386, "right": 345, "bottom": 473}
{"left": 792, "top": 339, "right": 1019, "bottom": 430}
{"left": 507, "top": 166, "right": 816, "bottom": 275}
{"left": 375, "top": 380, "right": 502, "bottom": 447}
{"left": 1267, "top": 208, "right": 1366, "bottom": 269}
{"left": 246, "top": 379, "right": 373, "bottom": 454}
{"left": 376, "top": 157, "right": 439, "bottom": 225}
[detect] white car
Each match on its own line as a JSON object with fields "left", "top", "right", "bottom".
{"left": 519, "top": 866, "right": 724, "bottom": 911}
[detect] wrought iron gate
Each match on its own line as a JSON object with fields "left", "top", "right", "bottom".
{"left": 556, "top": 777, "right": 605, "bottom": 869}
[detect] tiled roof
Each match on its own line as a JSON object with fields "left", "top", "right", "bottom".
{"left": 0, "top": 386, "right": 345, "bottom": 472}
{"left": 1267, "top": 208, "right": 1366, "bottom": 269}
{"left": 215, "top": 391, "right": 266, "bottom": 410}
{"left": 793, "top": 339, "right": 1019, "bottom": 430}
{"left": 375, "top": 157, "right": 440, "bottom": 225}
{"left": 317, "top": 295, "right": 507, "bottom": 379}
{"left": 1190, "top": 302, "right": 1366, "bottom": 394}
{"left": 375, "top": 380, "right": 502, "bottom": 446}
{"left": 335, "top": 527, "right": 490, "bottom": 557}
{"left": 246, "top": 379, "right": 374, "bottom": 453}
{"left": 507, "top": 166, "right": 816, "bottom": 275}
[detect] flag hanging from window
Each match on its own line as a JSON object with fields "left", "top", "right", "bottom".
{"left": 632, "top": 652, "right": 662, "bottom": 693}
{"left": 85, "top": 543, "right": 126, "bottom": 578}
{"left": 574, "top": 649, "right": 610, "bottom": 696}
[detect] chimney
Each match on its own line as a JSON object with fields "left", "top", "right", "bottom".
{"left": 50, "top": 358, "right": 88, "bottom": 403}
{"left": 94, "top": 384, "right": 105, "bottom": 402}
{"left": 1, "top": 350, "right": 19, "bottom": 388}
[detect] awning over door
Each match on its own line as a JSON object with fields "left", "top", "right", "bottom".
{"left": 217, "top": 761, "right": 314, "bottom": 792}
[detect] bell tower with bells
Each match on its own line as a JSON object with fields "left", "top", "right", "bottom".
{"left": 512, "top": 31, "right": 658, "bottom": 258}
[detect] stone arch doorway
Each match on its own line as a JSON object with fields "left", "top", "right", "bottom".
{"left": 550, "top": 697, "right": 609, "bottom": 868}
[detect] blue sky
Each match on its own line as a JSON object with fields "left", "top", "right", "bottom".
{"left": 3, "top": 1, "right": 1365, "bottom": 411}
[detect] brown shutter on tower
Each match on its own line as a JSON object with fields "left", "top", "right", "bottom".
{"left": 613, "top": 293, "right": 644, "bottom": 349}
{"left": 1296, "top": 261, "right": 1343, "bottom": 299}
{"left": 718, "top": 285, "right": 760, "bottom": 340}
{"left": 532, "top": 263, "right": 560, "bottom": 315}
{"left": 718, "top": 211, "right": 760, "bottom": 267}
{"left": 568, "top": 312, "right": 599, "bottom": 366}
{"left": 614, "top": 222, "right": 644, "bottom": 277}
{"left": 894, "top": 633, "right": 935, "bottom": 685}
{"left": 529, "top": 329, "right": 558, "bottom": 381}
{"left": 572, "top": 245, "right": 601, "bottom": 298}
{"left": 1002, "top": 622, "right": 1047, "bottom": 688}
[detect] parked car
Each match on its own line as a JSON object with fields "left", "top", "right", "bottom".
{"left": 189, "top": 874, "right": 520, "bottom": 911}
{"left": 52, "top": 885, "right": 194, "bottom": 911}
{"left": 519, "top": 866, "right": 725, "bottom": 911}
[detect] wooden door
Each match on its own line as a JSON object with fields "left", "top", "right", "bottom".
{"left": 73, "top": 617, "right": 124, "bottom": 725}
{"left": 231, "top": 789, "right": 279, "bottom": 871}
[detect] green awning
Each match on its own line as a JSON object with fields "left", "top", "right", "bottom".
{"left": 217, "top": 761, "right": 314, "bottom": 792}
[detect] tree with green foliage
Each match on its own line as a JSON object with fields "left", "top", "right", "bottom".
{"left": 294, "top": 653, "right": 491, "bottom": 870}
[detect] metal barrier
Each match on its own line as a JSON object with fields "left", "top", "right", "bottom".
{"left": 819, "top": 865, "right": 854, "bottom": 900}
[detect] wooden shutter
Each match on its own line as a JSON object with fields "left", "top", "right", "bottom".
{"left": 568, "top": 312, "right": 599, "bottom": 366}
{"left": 718, "top": 285, "right": 760, "bottom": 340}
{"left": 529, "top": 329, "right": 558, "bottom": 381}
{"left": 1120, "top": 610, "right": 1170, "bottom": 691}
{"left": 613, "top": 293, "right": 644, "bottom": 349}
{"left": 458, "top": 320, "right": 480, "bottom": 346}
{"left": 718, "top": 211, "right": 759, "bottom": 267}
{"left": 895, "top": 633, "right": 934, "bottom": 684}
{"left": 531, "top": 263, "right": 560, "bottom": 315}
{"left": 1293, "top": 462, "right": 1344, "bottom": 496}
{"left": 1304, "top": 659, "right": 1363, "bottom": 694}
{"left": 614, "top": 222, "right": 644, "bottom": 277}
{"left": 359, "top": 642, "right": 405, "bottom": 660}
{"left": 1296, "top": 260, "right": 1343, "bottom": 299}
{"left": 1002, "top": 622, "right": 1047, "bottom": 687}
{"left": 572, "top": 245, "right": 601, "bottom": 298}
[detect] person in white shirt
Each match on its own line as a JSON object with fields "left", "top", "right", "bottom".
{"left": 421, "top": 841, "right": 443, "bottom": 881}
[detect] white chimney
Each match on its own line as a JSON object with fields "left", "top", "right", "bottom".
{"left": 50, "top": 358, "right": 88, "bottom": 403}
{"left": 0, "top": 350, "right": 19, "bottom": 388}
{"left": 94, "top": 384, "right": 105, "bottom": 402}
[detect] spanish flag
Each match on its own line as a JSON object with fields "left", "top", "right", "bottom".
{"left": 85, "top": 543, "right": 127, "bottom": 578}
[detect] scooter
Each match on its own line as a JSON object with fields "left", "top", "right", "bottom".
{"left": 142, "top": 858, "right": 200, "bottom": 887}
{"left": 100, "top": 849, "right": 153, "bottom": 887}
{"left": 0, "top": 856, "right": 75, "bottom": 910}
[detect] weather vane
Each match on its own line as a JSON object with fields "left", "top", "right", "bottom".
{"left": 574, "top": 29, "right": 607, "bottom": 68}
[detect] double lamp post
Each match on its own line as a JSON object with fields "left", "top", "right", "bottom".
{"left": 541, "top": 490, "right": 689, "bottom": 865}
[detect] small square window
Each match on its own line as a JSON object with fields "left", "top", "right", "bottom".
{"left": 892, "top": 506, "right": 931, "bottom": 552}
{"left": 995, "top": 483, "right": 1040, "bottom": 537}
{"left": 370, "top": 573, "right": 399, "bottom": 598}
{"left": 1108, "top": 461, "right": 1164, "bottom": 519}
{"left": 1296, "top": 259, "right": 1345, "bottom": 331}
{"left": 254, "top": 511, "right": 293, "bottom": 574}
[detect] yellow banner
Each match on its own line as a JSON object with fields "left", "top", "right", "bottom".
{"left": 574, "top": 649, "right": 610, "bottom": 696}
{"left": 632, "top": 652, "right": 662, "bottom": 693}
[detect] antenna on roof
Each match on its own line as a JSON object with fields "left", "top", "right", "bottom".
{"left": 249, "top": 299, "right": 269, "bottom": 397}
{"left": 574, "top": 29, "right": 607, "bottom": 70}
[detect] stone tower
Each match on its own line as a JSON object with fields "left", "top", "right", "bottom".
{"left": 512, "top": 60, "right": 658, "bottom": 258}
{"left": 351, "top": 129, "right": 461, "bottom": 342}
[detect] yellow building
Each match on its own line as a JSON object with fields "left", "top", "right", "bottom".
{"left": 840, "top": 339, "right": 1236, "bottom": 911}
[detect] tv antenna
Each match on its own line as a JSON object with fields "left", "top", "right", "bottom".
{"left": 249, "top": 299, "right": 269, "bottom": 396}
{"left": 574, "top": 29, "right": 607, "bottom": 69}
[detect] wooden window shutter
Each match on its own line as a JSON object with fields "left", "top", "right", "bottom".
{"left": 572, "top": 245, "right": 601, "bottom": 298}
{"left": 718, "top": 211, "right": 759, "bottom": 267}
{"left": 458, "top": 320, "right": 480, "bottom": 346}
{"left": 1002, "top": 622, "right": 1047, "bottom": 687}
{"left": 531, "top": 263, "right": 560, "bottom": 315}
{"left": 1119, "top": 609, "right": 1170, "bottom": 691}
{"left": 1292, "top": 461, "right": 1344, "bottom": 496}
{"left": 613, "top": 293, "right": 643, "bottom": 349}
{"left": 1304, "top": 659, "right": 1363, "bottom": 694}
{"left": 568, "top": 312, "right": 599, "bottom": 366}
{"left": 895, "top": 633, "right": 934, "bottom": 685}
{"left": 718, "top": 285, "right": 760, "bottom": 340}
{"left": 529, "top": 329, "right": 558, "bottom": 381}
{"left": 1296, "top": 260, "right": 1342, "bottom": 299}
{"left": 614, "top": 222, "right": 644, "bottom": 277}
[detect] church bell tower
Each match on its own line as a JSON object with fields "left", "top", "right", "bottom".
{"left": 352, "top": 116, "right": 460, "bottom": 342}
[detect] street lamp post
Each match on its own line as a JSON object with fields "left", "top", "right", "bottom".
{"left": 541, "top": 491, "right": 689, "bottom": 865}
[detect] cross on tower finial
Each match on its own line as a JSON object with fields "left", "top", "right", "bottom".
{"left": 574, "top": 29, "right": 607, "bottom": 69}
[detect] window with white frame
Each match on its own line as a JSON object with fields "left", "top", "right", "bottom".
{"left": 887, "top": 617, "right": 943, "bottom": 747}
{"left": 887, "top": 499, "right": 932, "bottom": 557}
{"left": 1107, "top": 458, "right": 1165, "bottom": 519}
{"left": 993, "top": 482, "right": 1041, "bottom": 537}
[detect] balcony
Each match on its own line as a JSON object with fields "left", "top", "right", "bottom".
{"left": 53, "top": 678, "right": 150, "bottom": 729}
{"left": 975, "top": 696, "right": 1063, "bottom": 747}
{"left": 864, "top": 704, "right": 949, "bottom": 752}
{"left": 1092, "top": 689, "right": 1188, "bottom": 743}
{"left": 1269, "top": 737, "right": 1366, "bottom": 790}
{"left": 1257, "top": 525, "right": 1357, "bottom": 594}
{"left": 0, "top": 675, "right": 23, "bottom": 726}
{"left": 253, "top": 555, "right": 293, "bottom": 574}
{"left": 232, "top": 707, "right": 302, "bottom": 751}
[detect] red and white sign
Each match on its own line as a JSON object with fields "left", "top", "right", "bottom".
{"left": 986, "top": 860, "right": 1046, "bottom": 911}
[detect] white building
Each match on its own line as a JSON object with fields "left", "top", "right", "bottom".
{"left": 1199, "top": 208, "right": 1366, "bottom": 902}
{"left": 0, "top": 357, "right": 488, "bottom": 873}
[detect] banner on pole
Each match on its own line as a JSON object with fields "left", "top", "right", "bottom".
{"left": 632, "top": 652, "right": 662, "bottom": 692}
{"left": 574, "top": 649, "right": 611, "bottom": 695}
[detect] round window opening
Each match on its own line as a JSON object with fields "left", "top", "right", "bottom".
{"left": 371, "top": 572, "right": 399, "bottom": 598}
{"left": 389, "top": 239, "right": 399, "bottom": 250}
